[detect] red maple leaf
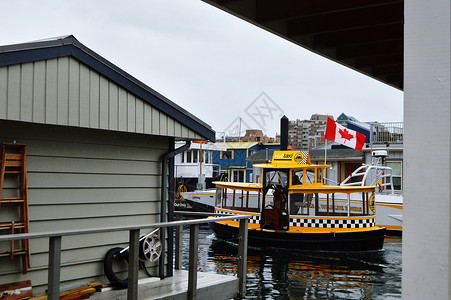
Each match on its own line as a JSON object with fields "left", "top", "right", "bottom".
{"left": 339, "top": 128, "right": 354, "bottom": 142}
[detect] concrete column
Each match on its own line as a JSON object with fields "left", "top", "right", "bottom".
{"left": 403, "top": 0, "right": 451, "bottom": 298}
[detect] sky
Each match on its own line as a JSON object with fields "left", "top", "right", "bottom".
{"left": 0, "top": 0, "right": 403, "bottom": 138}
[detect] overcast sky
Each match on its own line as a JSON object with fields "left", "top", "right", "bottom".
{"left": 1, "top": 0, "right": 403, "bottom": 137}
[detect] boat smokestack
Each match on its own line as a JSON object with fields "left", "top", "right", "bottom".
{"left": 280, "top": 115, "right": 289, "bottom": 150}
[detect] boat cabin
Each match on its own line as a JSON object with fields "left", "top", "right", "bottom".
{"left": 213, "top": 151, "right": 376, "bottom": 232}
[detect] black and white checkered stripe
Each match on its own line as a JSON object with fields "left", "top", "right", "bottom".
{"left": 290, "top": 217, "right": 375, "bottom": 228}
{"left": 215, "top": 209, "right": 260, "bottom": 224}
{"left": 214, "top": 210, "right": 375, "bottom": 228}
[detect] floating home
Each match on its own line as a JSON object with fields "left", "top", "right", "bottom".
{"left": 0, "top": 35, "right": 214, "bottom": 294}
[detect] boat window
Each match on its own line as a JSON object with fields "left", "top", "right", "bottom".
{"left": 290, "top": 193, "right": 311, "bottom": 215}
{"left": 186, "top": 150, "right": 192, "bottom": 163}
{"left": 312, "top": 192, "right": 372, "bottom": 217}
{"left": 317, "top": 168, "right": 323, "bottom": 184}
{"left": 386, "top": 161, "right": 403, "bottom": 191}
{"left": 305, "top": 169, "right": 316, "bottom": 184}
{"left": 266, "top": 170, "right": 288, "bottom": 187}
{"left": 263, "top": 170, "right": 288, "bottom": 215}
{"left": 292, "top": 170, "right": 303, "bottom": 185}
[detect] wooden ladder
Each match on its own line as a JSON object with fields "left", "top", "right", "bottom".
{"left": 0, "top": 143, "right": 30, "bottom": 273}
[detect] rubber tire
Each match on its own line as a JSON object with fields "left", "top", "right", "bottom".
{"left": 104, "top": 247, "right": 129, "bottom": 289}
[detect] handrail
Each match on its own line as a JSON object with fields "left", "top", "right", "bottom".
{"left": 340, "top": 165, "right": 395, "bottom": 194}
{"left": 0, "top": 215, "right": 250, "bottom": 300}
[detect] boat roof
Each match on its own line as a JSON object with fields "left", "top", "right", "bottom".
{"left": 213, "top": 181, "right": 376, "bottom": 194}
{"left": 253, "top": 163, "right": 331, "bottom": 170}
{"left": 213, "top": 182, "right": 262, "bottom": 191}
{"left": 253, "top": 150, "right": 331, "bottom": 170}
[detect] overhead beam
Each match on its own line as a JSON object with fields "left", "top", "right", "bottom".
{"left": 286, "top": 3, "right": 403, "bottom": 36}
{"left": 311, "top": 23, "right": 403, "bottom": 49}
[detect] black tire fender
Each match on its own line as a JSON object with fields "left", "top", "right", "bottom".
{"left": 104, "top": 247, "right": 129, "bottom": 289}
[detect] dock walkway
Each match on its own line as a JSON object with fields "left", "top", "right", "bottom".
{"left": 90, "top": 270, "right": 239, "bottom": 300}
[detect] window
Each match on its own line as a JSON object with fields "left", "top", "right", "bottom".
{"left": 221, "top": 150, "right": 234, "bottom": 159}
{"left": 305, "top": 168, "right": 316, "bottom": 184}
{"left": 186, "top": 150, "right": 192, "bottom": 163}
{"left": 386, "top": 161, "right": 403, "bottom": 191}
{"left": 265, "top": 170, "right": 288, "bottom": 187}
{"left": 292, "top": 169, "right": 303, "bottom": 185}
{"left": 232, "top": 169, "right": 245, "bottom": 182}
{"left": 205, "top": 151, "right": 211, "bottom": 164}
{"left": 193, "top": 150, "right": 198, "bottom": 163}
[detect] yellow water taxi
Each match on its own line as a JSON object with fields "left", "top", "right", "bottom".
{"left": 210, "top": 150, "right": 386, "bottom": 251}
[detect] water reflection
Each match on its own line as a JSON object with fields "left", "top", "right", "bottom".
{"left": 181, "top": 226, "right": 401, "bottom": 299}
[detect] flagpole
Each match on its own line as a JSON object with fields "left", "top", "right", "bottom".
{"left": 324, "top": 139, "right": 327, "bottom": 184}
{"left": 324, "top": 139, "right": 327, "bottom": 165}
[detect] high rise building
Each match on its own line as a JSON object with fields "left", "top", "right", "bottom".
{"left": 288, "top": 114, "right": 333, "bottom": 150}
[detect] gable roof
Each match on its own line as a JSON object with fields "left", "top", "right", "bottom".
{"left": 0, "top": 35, "right": 214, "bottom": 141}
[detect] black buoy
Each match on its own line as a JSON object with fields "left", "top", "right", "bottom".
{"left": 280, "top": 115, "right": 289, "bottom": 150}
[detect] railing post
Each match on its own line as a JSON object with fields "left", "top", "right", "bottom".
{"left": 237, "top": 218, "right": 248, "bottom": 297}
{"left": 128, "top": 229, "right": 140, "bottom": 300}
{"left": 188, "top": 224, "right": 199, "bottom": 300}
{"left": 48, "top": 235, "right": 62, "bottom": 300}
{"left": 175, "top": 224, "right": 183, "bottom": 270}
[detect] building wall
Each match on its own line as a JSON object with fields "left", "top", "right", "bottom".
{"left": 0, "top": 57, "right": 201, "bottom": 140}
{"left": 0, "top": 120, "right": 169, "bottom": 293}
{"left": 403, "top": 0, "right": 451, "bottom": 298}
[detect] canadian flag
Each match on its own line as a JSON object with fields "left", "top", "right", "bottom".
{"left": 325, "top": 117, "right": 366, "bottom": 151}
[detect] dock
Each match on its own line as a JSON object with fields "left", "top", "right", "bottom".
{"left": 0, "top": 215, "right": 249, "bottom": 300}
{"left": 91, "top": 270, "right": 238, "bottom": 300}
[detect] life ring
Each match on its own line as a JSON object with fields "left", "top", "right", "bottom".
{"left": 104, "top": 247, "right": 129, "bottom": 289}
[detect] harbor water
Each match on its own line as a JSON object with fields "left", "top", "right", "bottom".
{"left": 181, "top": 225, "right": 402, "bottom": 299}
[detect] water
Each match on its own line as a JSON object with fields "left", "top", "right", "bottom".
{"left": 181, "top": 225, "right": 402, "bottom": 299}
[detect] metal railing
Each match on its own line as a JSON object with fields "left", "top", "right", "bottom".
{"left": 340, "top": 165, "right": 395, "bottom": 194}
{"left": 0, "top": 215, "right": 250, "bottom": 300}
{"left": 370, "top": 122, "right": 404, "bottom": 144}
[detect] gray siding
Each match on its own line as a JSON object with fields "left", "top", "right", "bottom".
{"left": 0, "top": 120, "right": 169, "bottom": 293}
{"left": 0, "top": 57, "right": 201, "bottom": 140}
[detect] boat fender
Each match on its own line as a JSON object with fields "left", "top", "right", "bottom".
{"left": 104, "top": 247, "right": 129, "bottom": 289}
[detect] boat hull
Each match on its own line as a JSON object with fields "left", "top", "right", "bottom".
{"left": 210, "top": 222, "right": 386, "bottom": 251}
{"left": 185, "top": 199, "right": 215, "bottom": 212}
{"left": 374, "top": 194, "right": 403, "bottom": 235}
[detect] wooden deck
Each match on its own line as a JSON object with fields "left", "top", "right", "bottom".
{"left": 90, "top": 270, "right": 239, "bottom": 300}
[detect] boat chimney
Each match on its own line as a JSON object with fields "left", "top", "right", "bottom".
{"left": 280, "top": 115, "right": 289, "bottom": 150}
{"left": 280, "top": 115, "right": 288, "bottom": 150}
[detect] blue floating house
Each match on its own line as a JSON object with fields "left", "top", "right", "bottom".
{"left": 213, "top": 142, "right": 280, "bottom": 182}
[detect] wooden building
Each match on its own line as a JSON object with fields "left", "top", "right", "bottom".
{"left": 0, "top": 35, "right": 214, "bottom": 293}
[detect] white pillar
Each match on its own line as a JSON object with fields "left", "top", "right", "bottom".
{"left": 403, "top": 0, "right": 451, "bottom": 299}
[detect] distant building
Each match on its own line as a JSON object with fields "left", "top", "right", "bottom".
{"left": 218, "top": 129, "right": 278, "bottom": 144}
{"left": 288, "top": 114, "right": 333, "bottom": 150}
{"left": 213, "top": 142, "right": 280, "bottom": 182}
{"left": 241, "top": 130, "right": 270, "bottom": 143}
